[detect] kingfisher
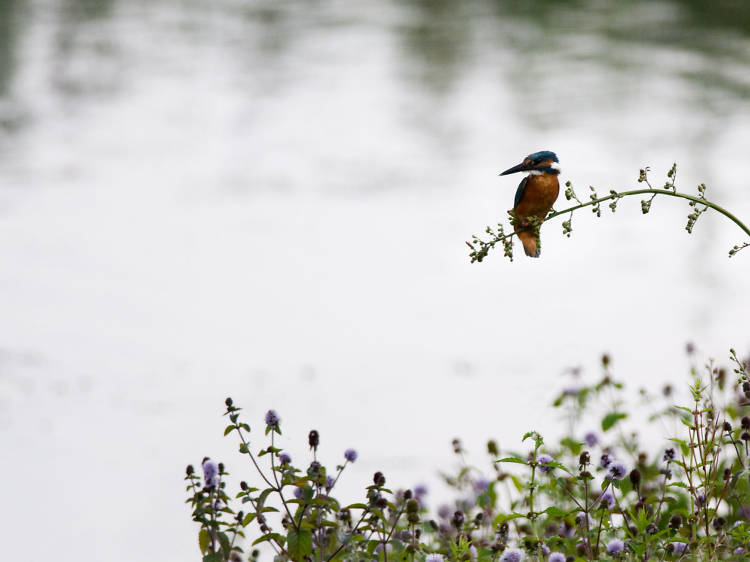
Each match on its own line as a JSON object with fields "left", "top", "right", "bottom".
{"left": 499, "top": 150, "right": 561, "bottom": 258}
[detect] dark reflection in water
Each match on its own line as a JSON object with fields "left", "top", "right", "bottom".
{"left": 0, "top": 0, "right": 748, "bottom": 126}
{"left": 397, "top": 0, "right": 476, "bottom": 95}
{"left": 51, "top": 0, "right": 120, "bottom": 99}
{"left": 0, "top": 0, "right": 20, "bottom": 97}
{"left": 396, "top": 0, "right": 750, "bottom": 112}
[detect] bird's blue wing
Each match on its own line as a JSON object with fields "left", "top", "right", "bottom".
{"left": 513, "top": 176, "right": 528, "bottom": 208}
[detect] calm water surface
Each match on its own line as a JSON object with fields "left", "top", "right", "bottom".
{"left": 1, "top": 1, "right": 749, "bottom": 560}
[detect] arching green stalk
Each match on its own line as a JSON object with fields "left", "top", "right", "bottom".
{"left": 467, "top": 166, "right": 750, "bottom": 262}
{"left": 545, "top": 188, "right": 750, "bottom": 238}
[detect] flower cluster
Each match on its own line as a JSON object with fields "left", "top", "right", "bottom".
{"left": 186, "top": 349, "right": 750, "bottom": 560}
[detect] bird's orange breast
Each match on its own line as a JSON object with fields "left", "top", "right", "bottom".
{"left": 513, "top": 174, "right": 559, "bottom": 220}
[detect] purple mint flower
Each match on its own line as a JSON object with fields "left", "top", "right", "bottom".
{"left": 293, "top": 487, "right": 304, "bottom": 500}
{"left": 575, "top": 512, "right": 593, "bottom": 526}
{"left": 549, "top": 553, "right": 565, "bottom": 562}
{"left": 264, "top": 409, "right": 280, "bottom": 428}
{"left": 213, "top": 499, "right": 223, "bottom": 511}
{"left": 474, "top": 478, "right": 490, "bottom": 492}
{"left": 558, "top": 522, "right": 575, "bottom": 538}
{"left": 425, "top": 556, "right": 445, "bottom": 562}
{"left": 585, "top": 432, "right": 599, "bottom": 447}
{"left": 414, "top": 484, "right": 428, "bottom": 497}
{"left": 600, "top": 453, "right": 612, "bottom": 468}
{"left": 202, "top": 458, "right": 219, "bottom": 488}
{"left": 437, "top": 504, "right": 452, "bottom": 519}
{"left": 537, "top": 454, "right": 553, "bottom": 473}
{"left": 541, "top": 545, "right": 550, "bottom": 556}
{"left": 279, "top": 452, "right": 291, "bottom": 465}
{"left": 606, "top": 539, "right": 624, "bottom": 554}
{"left": 696, "top": 493, "right": 706, "bottom": 507}
{"left": 733, "top": 547, "right": 745, "bottom": 556}
{"left": 457, "top": 496, "right": 475, "bottom": 511}
{"left": 500, "top": 548, "right": 525, "bottom": 562}
{"left": 563, "top": 386, "right": 580, "bottom": 396}
{"left": 669, "top": 542, "right": 687, "bottom": 555}
{"left": 344, "top": 448, "right": 358, "bottom": 462}
{"left": 397, "top": 530, "right": 412, "bottom": 542}
{"left": 663, "top": 448, "right": 676, "bottom": 462}
{"left": 608, "top": 462, "right": 627, "bottom": 480}
{"left": 325, "top": 475, "right": 335, "bottom": 491}
{"left": 600, "top": 491, "right": 615, "bottom": 510}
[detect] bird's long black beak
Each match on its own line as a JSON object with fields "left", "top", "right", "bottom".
{"left": 499, "top": 161, "right": 529, "bottom": 176}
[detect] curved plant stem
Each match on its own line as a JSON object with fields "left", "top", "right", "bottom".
{"left": 468, "top": 187, "right": 750, "bottom": 262}
{"left": 546, "top": 188, "right": 750, "bottom": 238}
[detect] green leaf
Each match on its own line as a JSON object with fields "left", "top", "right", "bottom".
{"left": 224, "top": 425, "right": 235, "bottom": 436}
{"left": 496, "top": 457, "right": 527, "bottom": 465}
{"left": 540, "top": 506, "right": 569, "bottom": 517}
{"left": 544, "top": 461, "right": 573, "bottom": 475}
{"left": 493, "top": 512, "right": 526, "bottom": 526}
{"left": 668, "top": 438, "right": 689, "bottom": 457}
{"left": 560, "top": 437, "right": 583, "bottom": 455}
{"left": 203, "top": 554, "right": 222, "bottom": 562}
{"left": 257, "top": 488, "right": 272, "bottom": 509}
{"left": 287, "top": 529, "right": 313, "bottom": 559}
{"left": 198, "top": 529, "right": 211, "bottom": 554}
{"left": 510, "top": 475, "right": 523, "bottom": 493}
{"left": 601, "top": 412, "right": 627, "bottom": 432}
{"left": 218, "top": 532, "right": 231, "bottom": 558}
{"left": 252, "top": 532, "right": 283, "bottom": 547}
{"left": 242, "top": 512, "right": 257, "bottom": 527}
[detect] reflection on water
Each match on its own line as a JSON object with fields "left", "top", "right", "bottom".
{"left": 0, "top": 1, "right": 749, "bottom": 137}
{"left": 1, "top": 2, "right": 749, "bottom": 561}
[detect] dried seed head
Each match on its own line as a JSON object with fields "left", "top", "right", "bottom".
{"left": 373, "top": 471, "right": 386, "bottom": 487}
{"left": 629, "top": 469, "right": 641, "bottom": 488}
{"left": 308, "top": 429, "right": 320, "bottom": 449}
{"left": 487, "top": 440, "right": 499, "bottom": 457}
{"left": 452, "top": 510, "right": 465, "bottom": 529}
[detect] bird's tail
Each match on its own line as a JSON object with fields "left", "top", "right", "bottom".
{"left": 516, "top": 230, "right": 541, "bottom": 258}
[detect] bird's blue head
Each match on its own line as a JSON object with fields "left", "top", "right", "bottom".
{"left": 500, "top": 151, "right": 560, "bottom": 176}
